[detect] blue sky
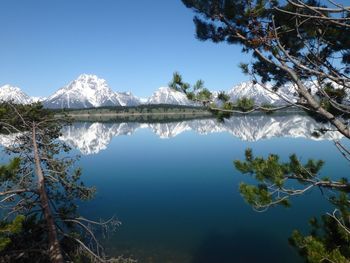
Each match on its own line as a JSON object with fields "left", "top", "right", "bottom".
{"left": 0, "top": 0, "right": 250, "bottom": 98}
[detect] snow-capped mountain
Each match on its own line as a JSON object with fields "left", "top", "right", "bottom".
{"left": 43, "top": 74, "right": 141, "bottom": 109}
{"left": 0, "top": 85, "right": 33, "bottom": 104}
{"left": 227, "top": 81, "right": 291, "bottom": 105}
{"left": 147, "top": 87, "right": 197, "bottom": 106}
{"left": 225, "top": 80, "right": 329, "bottom": 106}
{"left": 2, "top": 76, "right": 343, "bottom": 109}
{"left": 113, "top": 91, "right": 141, "bottom": 106}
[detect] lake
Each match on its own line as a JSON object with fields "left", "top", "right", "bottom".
{"left": 1, "top": 113, "right": 349, "bottom": 263}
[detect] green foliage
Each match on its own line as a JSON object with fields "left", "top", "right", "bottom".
{"left": 234, "top": 149, "right": 325, "bottom": 209}
{"left": 0, "top": 102, "right": 54, "bottom": 133}
{"left": 260, "top": 103, "right": 275, "bottom": 114}
{"left": 168, "top": 72, "right": 212, "bottom": 104}
{"left": 182, "top": 0, "right": 350, "bottom": 119}
{"left": 323, "top": 83, "right": 346, "bottom": 104}
{"left": 223, "top": 102, "right": 234, "bottom": 110}
{"left": 239, "top": 183, "right": 276, "bottom": 208}
{"left": 235, "top": 148, "right": 350, "bottom": 261}
{"left": 217, "top": 91, "right": 230, "bottom": 103}
{"left": 196, "top": 88, "right": 212, "bottom": 101}
{"left": 239, "top": 63, "right": 250, "bottom": 75}
{"left": 261, "top": 103, "right": 273, "bottom": 109}
{"left": 168, "top": 71, "right": 191, "bottom": 93}
{"left": 235, "top": 151, "right": 286, "bottom": 187}
{"left": 193, "top": 79, "right": 204, "bottom": 91}
{"left": 0, "top": 158, "right": 21, "bottom": 181}
{"left": 235, "top": 97, "right": 255, "bottom": 112}
{"left": 186, "top": 91, "right": 196, "bottom": 100}
{"left": 0, "top": 102, "right": 101, "bottom": 261}
{"left": 316, "top": 82, "right": 348, "bottom": 116}
{"left": 290, "top": 231, "right": 348, "bottom": 263}
{"left": 0, "top": 215, "right": 25, "bottom": 251}
{"left": 289, "top": 195, "right": 350, "bottom": 263}
{"left": 182, "top": 1, "right": 350, "bottom": 261}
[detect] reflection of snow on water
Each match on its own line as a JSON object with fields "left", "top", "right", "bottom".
{"left": 0, "top": 115, "right": 343, "bottom": 155}
{"left": 57, "top": 115, "right": 343, "bottom": 154}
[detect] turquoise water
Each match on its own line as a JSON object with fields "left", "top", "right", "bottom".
{"left": 61, "top": 115, "right": 349, "bottom": 263}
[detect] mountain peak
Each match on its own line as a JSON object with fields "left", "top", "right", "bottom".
{"left": 76, "top": 74, "right": 104, "bottom": 83}
{"left": 0, "top": 84, "right": 23, "bottom": 93}
{"left": 43, "top": 74, "right": 141, "bottom": 108}
{"left": 71, "top": 74, "right": 108, "bottom": 91}
{"left": 44, "top": 74, "right": 117, "bottom": 108}
{"left": 0, "top": 84, "right": 32, "bottom": 104}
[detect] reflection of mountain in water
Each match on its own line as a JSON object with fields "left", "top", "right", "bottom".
{"left": 56, "top": 114, "right": 342, "bottom": 155}
{"left": 61, "top": 122, "right": 140, "bottom": 154}
{"left": 0, "top": 115, "right": 342, "bottom": 155}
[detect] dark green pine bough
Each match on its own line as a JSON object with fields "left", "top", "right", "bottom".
{"left": 235, "top": 149, "right": 350, "bottom": 263}
{"left": 181, "top": 1, "right": 350, "bottom": 262}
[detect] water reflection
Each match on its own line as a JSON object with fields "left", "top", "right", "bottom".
{"left": 57, "top": 114, "right": 342, "bottom": 155}
{"left": 1, "top": 113, "right": 348, "bottom": 262}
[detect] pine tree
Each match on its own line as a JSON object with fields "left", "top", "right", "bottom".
{"left": 182, "top": 0, "right": 350, "bottom": 138}
{"left": 0, "top": 102, "right": 129, "bottom": 262}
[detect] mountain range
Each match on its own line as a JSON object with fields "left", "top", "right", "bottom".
{"left": 0, "top": 74, "right": 305, "bottom": 108}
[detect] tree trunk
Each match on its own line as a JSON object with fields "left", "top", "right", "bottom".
{"left": 32, "top": 123, "right": 64, "bottom": 263}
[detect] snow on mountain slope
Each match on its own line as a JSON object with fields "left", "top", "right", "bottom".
{"left": 227, "top": 81, "right": 286, "bottom": 105}
{"left": 4, "top": 76, "right": 344, "bottom": 109}
{"left": 114, "top": 91, "right": 141, "bottom": 106}
{"left": 226, "top": 80, "right": 328, "bottom": 106}
{"left": 147, "top": 87, "right": 196, "bottom": 106}
{"left": 0, "top": 85, "right": 32, "bottom": 104}
{"left": 30, "top": 96, "right": 47, "bottom": 103}
{"left": 139, "top": 97, "right": 148, "bottom": 104}
{"left": 43, "top": 74, "right": 140, "bottom": 108}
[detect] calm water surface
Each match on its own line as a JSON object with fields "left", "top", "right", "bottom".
{"left": 3, "top": 114, "right": 348, "bottom": 262}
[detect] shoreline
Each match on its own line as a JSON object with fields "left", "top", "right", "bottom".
{"left": 55, "top": 111, "right": 212, "bottom": 118}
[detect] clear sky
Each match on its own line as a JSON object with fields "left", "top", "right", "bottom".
{"left": 0, "top": 0, "right": 250, "bottom": 98}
